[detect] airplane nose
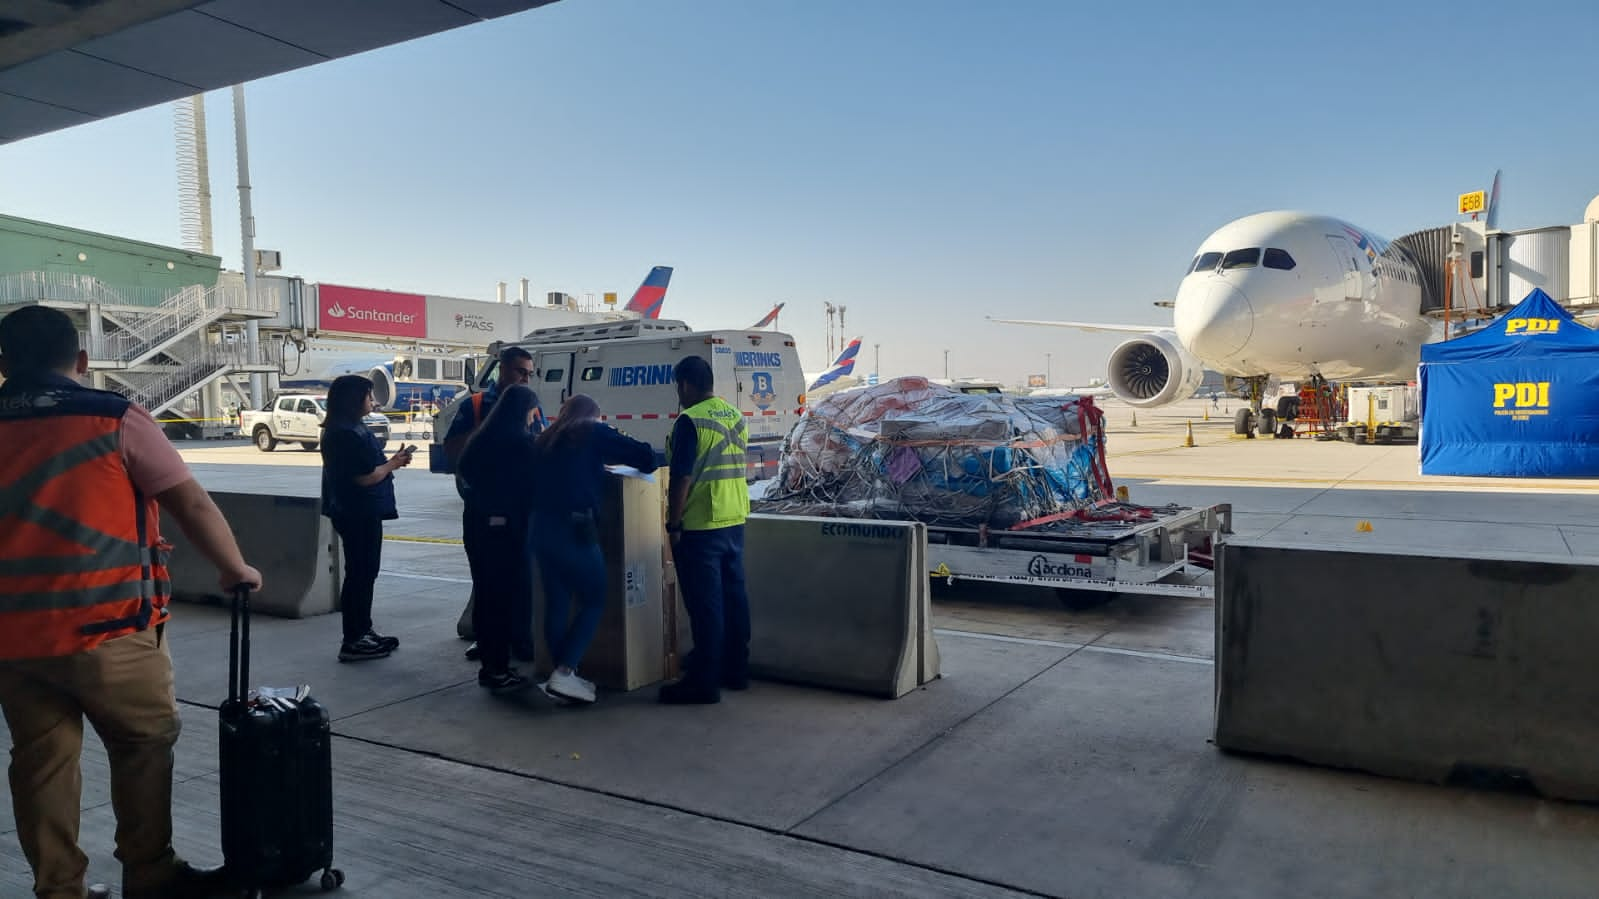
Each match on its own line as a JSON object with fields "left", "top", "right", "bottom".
{"left": 1175, "top": 280, "right": 1254, "bottom": 360}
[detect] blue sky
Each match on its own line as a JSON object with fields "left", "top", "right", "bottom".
{"left": 3, "top": 0, "right": 1598, "bottom": 384}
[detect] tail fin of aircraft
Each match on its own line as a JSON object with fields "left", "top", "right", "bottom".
{"left": 808, "top": 337, "right": 861, "bottom": 391}
{"left": 623, "top": 266, "right": 674, "bottom": 319}
{"left": 750, "top": 302, "right": 785, "bottom": 329}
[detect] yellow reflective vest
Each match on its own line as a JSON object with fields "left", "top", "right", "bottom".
{"left": 669, "top": 396, "right": 749, "bottom": 531}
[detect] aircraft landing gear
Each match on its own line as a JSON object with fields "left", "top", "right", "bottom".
{"left": 1232, "top": 376, "right": 1272, "bottom": 439}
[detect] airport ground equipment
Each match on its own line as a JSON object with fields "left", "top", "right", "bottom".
{"left": 240, "top": 390, "right": 390, "bottom": 451}
{"left": 1335, "top": 384, "right": 1419, "bottom": 444}
{"left": 760, "top": 377, "right": 1231, "bottom": 601}
{"left": 428, "top": 318, "right": 805, "bottom": 480}
{"left": 924, "top": 502, "right": 1230, "bottom": 602}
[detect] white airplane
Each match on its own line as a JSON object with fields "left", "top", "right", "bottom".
{"left": 993, "top": 205, "right": 1465, "bottom": 435}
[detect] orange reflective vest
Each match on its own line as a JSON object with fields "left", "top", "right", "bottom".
{"left": 0, "top": 380, "right": 171, "bottom": 659}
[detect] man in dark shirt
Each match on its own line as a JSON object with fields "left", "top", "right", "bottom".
{"left": 661, "top": 355, "right": 751, "bottom": 704}
{"left": 444, "top": 347, "right": 544, "bottom": 659}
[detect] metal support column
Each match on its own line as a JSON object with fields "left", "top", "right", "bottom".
{"left": 233, "top": 84, "right": 263, "bottom": 408}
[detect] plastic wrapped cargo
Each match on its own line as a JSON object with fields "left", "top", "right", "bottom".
{"left": 757, "top": 376, "right": 1112, "bottom": 528}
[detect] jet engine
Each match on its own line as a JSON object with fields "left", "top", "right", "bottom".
{"left": 367, "top": 364, "right": 398, "bottom": 410}
{"left": 1106, "top": 331, "right": 1205, "bottom": 408}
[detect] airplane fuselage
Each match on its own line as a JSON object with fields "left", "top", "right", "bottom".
{"left": 1173, "top": 211, "right": 1430, "bottom": 381}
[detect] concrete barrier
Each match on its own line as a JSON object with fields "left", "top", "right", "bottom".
{"left": 738, "top": 514, "right": 941, "bottom": 698}
{"left": 167, "top": 492, "right": 342, "bottom": 618}
{"left": 1215, "top": 539, "right": 1599, "bottom": 801}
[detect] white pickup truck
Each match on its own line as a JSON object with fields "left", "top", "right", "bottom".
{"left": 240, "top": 392, "right": 391, "bottom": 452}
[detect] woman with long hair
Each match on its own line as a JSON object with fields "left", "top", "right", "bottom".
{"left": 531, "top": 393, "right": 657, "bottom": 703}
{"left": 457, "top": 383, "right": 543, "bottom": 693}
{"left": 319, "top": 375, "right": 412, "bottom": 661}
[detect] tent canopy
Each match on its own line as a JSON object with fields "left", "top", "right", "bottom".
{"left": 1419, "top": 289, "right": 1599, "bottom": 477}
{"left": 1420, "top": 288, "right": 1599, "bottom": 362}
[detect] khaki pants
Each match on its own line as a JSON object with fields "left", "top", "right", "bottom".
{"left": 0, "top": 628, "right": 183, "bottom": 899}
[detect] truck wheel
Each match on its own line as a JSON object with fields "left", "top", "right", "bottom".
{"left": 253, "top": 428, "right": 277, "bottom": 452}
{"left": 1352, "top": 430, "right": 1368, "bottom": 445}
{"left": 1257, "top": 409, "right": 1277, "bottom": 436}
{"left": 1233, "top": 408, "right": 1254, "bottom": 435}
{"left": 301, "top": 442, "right": 319, "bottom": 452}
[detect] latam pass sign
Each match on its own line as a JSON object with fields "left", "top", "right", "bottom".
{"left": 425, "top": 295, "right": 522, "bottom": 343}
{"left": 316, "top": 284, "right": 426, "bottom": 338}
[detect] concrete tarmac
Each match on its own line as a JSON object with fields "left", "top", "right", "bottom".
{"left": 2, "top": 412, "right": 1597, "bottom": 897}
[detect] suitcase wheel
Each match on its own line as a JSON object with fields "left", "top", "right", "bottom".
{"left": 320, "top": 867, "right": 345, "bottom": 891}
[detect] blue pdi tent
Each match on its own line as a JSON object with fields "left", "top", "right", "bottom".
{"left": 1419, "top": 288, "right": 1599, "bottom": 477}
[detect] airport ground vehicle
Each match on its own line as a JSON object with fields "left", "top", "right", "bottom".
{"left": 1336, "top": 384, "right": 1420, "bottom": 444}
{"left": 924, "top": 503, "right": 1232, "bottom": 604}
{"left": 241, "top": 391, "right": 391, "bottom": 451}
{"left": 429, "top": 319, "right": 806, "bottom": 480}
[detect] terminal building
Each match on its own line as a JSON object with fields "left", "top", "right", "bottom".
{"left": 0, "top": 211, "right": 622, "bottom": 432}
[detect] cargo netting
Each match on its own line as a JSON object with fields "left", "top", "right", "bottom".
{"left": 755, "top": 377, "right": 1114, "bottom": 529}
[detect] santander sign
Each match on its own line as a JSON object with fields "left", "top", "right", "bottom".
{"left": 317, "top": 284, "right": 427, "bottom": 338}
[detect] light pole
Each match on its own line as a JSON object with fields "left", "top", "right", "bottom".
{"left": 874, "top": 342, "right": 881, "bottom": 384}
{"left": 943, "top": 349, "right": 950, "bottom": 380}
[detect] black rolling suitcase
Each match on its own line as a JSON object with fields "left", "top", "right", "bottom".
{"left": 218, "top": 586, "right": 345, "bottom": 896}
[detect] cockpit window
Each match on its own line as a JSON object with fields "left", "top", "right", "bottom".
{"left": 1263, "top": 248, "right": 1296, "bottom": 270}
{"left": 1191, "top": 251, "right": 1223, "bottom": 274}
{"left": 1221, "top": 248, "right": 1261, "bottom": 270}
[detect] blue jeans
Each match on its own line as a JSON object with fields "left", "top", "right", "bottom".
{"left": 533, "top": 512, "right": 608, "bottom": 671}
{"left": 674, "top": 525, "right": 750, "bottom": 689}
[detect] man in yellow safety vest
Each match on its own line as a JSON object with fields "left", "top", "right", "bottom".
{"left": 660, "top": 355, "right": 751, "bottom": 705}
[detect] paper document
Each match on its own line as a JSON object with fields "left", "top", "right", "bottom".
{"left": 605, "top": 465, "right": 656, "bottom": 482}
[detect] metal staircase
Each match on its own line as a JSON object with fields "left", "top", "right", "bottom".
{"left": 104, "top": 336, "right": 278, "bottom": 417}
{"left": 0, "top": 270, "right": 279, "bottom": 416}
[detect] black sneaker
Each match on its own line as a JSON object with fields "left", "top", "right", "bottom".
{"left": 338, "top": 634, "right": 392, "bottom": 662}
{"left": 658, "top": 680, "right": 720, "bottom": 705}
{"left": 367, "top": 629, "right": 400, "bottom": 652}
{"left": 479, "top": 669, "right": 532, "bottom": 694}
{"left": 464, "top": 641, "right": 481, "bottom": 662}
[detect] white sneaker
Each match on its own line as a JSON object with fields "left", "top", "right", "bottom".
{"left": 546, "top": 668, "right": 596, "bottom": 704}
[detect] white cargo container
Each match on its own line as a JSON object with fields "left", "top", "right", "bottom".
{"left": 1339, "top": 384, "right": 1419, "bottom": 444}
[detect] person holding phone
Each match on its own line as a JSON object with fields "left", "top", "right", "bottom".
{"left": 320, "top": 375, "right": 413, "bottom": 662}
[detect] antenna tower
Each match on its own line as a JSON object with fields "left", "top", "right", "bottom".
{"left": 174, "top": 95, "right": 214, "bottom": 254}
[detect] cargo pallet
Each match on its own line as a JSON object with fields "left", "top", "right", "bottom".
{"left": 926, "top": 503, "right": 1232, "bottom": 600}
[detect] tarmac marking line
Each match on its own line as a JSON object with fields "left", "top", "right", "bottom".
{"left": 1115, "top": 472, "right": 1599, "bottom": 491}
{"left": 384, "top": 534, "right": 466, "bottom": 545}
{"left": 382, "top": 570, "right": 472, "bottom": 584}
{"left": 935, "top": 628, "right": 1213, "bottom": 666}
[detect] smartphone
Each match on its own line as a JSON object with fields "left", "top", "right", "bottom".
{"left": 401, "top": 444, "right": 418, "bottom": 455}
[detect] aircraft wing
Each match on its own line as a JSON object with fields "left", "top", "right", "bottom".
{"left": 987, "top": 317, "right": 1163, "bottom": 335}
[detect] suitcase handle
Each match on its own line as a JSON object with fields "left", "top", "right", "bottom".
{"left": 227, "top": 584, "right": 253, "bottom": 706}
